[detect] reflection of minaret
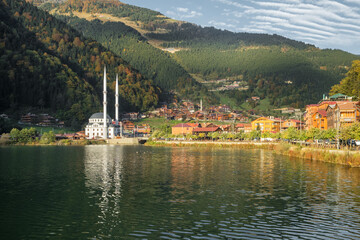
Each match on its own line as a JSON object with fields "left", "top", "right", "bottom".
{"left": 84, "top": 145, "right": 124, "bottom": 232}
{"left": 103, "top": 66, "right": 108, "bottom": 139}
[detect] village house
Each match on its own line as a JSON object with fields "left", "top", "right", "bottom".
{"left": 172, "top": 123, "right": 194, "bottom": 135}
{"left": 304, "top": 102, "right": 335, "bottom": 130}
{"left": 235, "top": 123, "right": 252, "bottom": 133}
{"left": 312, "top": 110, "right": 328, "bottom": 130}
{"left": 251, "top": 117, "right": 282, "bottom": 133}
{"left": 21, "top": 113, "right": 38, "bottom": 124}
{"left": 220, "top": 125, "right": 231, "bottom": 133}
{"left": 282, "top": 119, "right": 303, "bottom": 130}
{"left": 193, "top": 126, "right": 221, "bottom": 136}
{"left": 136, "top": 124, "right": 151, "bottom": 135}
{"left": 235, "top": 123, "right": 244, "bottom": 132}
{"left": 327, "top": 101, "right": 360, "bottom": 129}
{"left": 123, "top": 121, "right": 135, "bottom": 131}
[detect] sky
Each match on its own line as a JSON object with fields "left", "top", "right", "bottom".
{"left": 121, "top": 0, "right": 360, "bottom": 55}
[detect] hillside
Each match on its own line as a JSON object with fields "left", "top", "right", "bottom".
{"left": 40, "top": 0, "right": 213, "bottom": 104}
{"left": 0, "top": 0, "right": 158, "bottom": 128}
{"left": 39, "top": 0, "right": 359, "bottom": 110}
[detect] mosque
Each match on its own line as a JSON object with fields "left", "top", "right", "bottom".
{"left": 85, "top": 66, "right": 122, "bottom": 139}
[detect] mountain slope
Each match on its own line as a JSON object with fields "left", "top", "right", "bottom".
{"left": 0, "top": 0, "right": 158, "bottom": 127}
{"left": 41, "top": 0, "right": 359, "bottom": 110}
{"left": 40, "top": 0, "right": 215, "bottom": 104}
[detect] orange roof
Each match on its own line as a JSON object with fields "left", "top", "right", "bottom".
{"left": 193, "top": 127, "right": 219, "bottom": 132}
{"left": 187, "top": 123, "right": 200, "bottom": 128}
{"left": 337, "top": 102, "right": 358, "bottom": 110}
{"left": 173, "top": 123, "right": 192, "bottom": 128}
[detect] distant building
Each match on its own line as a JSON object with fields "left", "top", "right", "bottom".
{"left": 312, "top": 110, "right": 328, "bottom": 130}
{"left": 21, "top": 113, "right": 38, "bottom": 124}
{"left": 85, "top": 66, "right": 121, "bottom": 139}
{"left": 251, "top": 117, "right": 283, "bottom": 133}
{"left": 85, "top": 113, "right": 118, "bottom": 139}
{"left": 172, "top": 123, "right": 194, "bottom": 135}
{"left": 193, "top": 126, "right": 221, "bottom": 136}
{"left": 327, "top": 101, "right": 360, "bottom": 129}
{"left": 282, "top": 119, "right": 303, "bottom": 130}
{"left": 235, "top": 123, "right": 252, "bottom": 133}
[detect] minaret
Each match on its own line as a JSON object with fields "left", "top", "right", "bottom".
{"left": 115, "top": 73, "right": 119, "bottom": 126}
{"left": 200, "top": 98, "right": 203, "bottom": 112}
{"left": 103, "top": 66, "right": 108, "bottom": 139}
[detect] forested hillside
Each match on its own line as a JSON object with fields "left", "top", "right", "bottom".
{"left": 43, "top": 0, "right": 213, "bottom": 104}
{"left": 55, "top": 15, "right": 211, "bottom": 102}
{"left": 0, "top": 0, "right": 158, "bottom": 128}
{"left": 38, "top": 0, "right": 359, "bottom": 110}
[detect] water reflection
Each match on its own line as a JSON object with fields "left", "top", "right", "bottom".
{"left": 84, "top": 145, "right": 124, "bottom": 237}
{"left": 124, "top": 147, "right": 360, "bottom": 239}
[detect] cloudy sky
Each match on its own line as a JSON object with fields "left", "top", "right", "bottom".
{"left": 121, "top": 0, "right": 360, "bottom": 54}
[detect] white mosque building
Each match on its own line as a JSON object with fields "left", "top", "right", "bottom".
{"left": 85, "top": 66, "right": 122, "bottom": 139}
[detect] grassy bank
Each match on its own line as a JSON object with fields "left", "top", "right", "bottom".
{"left": 275, "top": 143, "right": 360, "bottom": 167}
{"left": 146, "top": 140, "right": 360, "bottom": 167}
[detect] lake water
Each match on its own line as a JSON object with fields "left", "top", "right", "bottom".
{"left": 0, "top": 145, "right": 360, "bottom": 239}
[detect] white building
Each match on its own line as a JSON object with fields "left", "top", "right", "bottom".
{"left": 85, "top": 66, "right": 122, "bottom": 139}
{"left": 85, "top": 113, "right": 120, "bottom": 139}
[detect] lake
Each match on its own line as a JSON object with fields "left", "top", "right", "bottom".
{"left": 0, "top": 145, "right": 360, "bottom": 239}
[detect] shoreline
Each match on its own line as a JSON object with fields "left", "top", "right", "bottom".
{"left": 146, "top": 140, "right": 360, "bottom": 167}
{"left": 2, "top": 139, "right": 359, "bottom": 167}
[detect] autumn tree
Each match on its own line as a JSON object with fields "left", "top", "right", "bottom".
{"left": 330, "top": 60, "right": 360, "bottom": 99}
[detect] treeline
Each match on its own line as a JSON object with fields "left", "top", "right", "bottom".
{"left": 0, "top": 0, "right": 158, "bottom": 128}
{"left": 55, "top": 15, "right": 215, "bottom": 103}
{"left": 148, "top": 23, "right": 312, "bottom": 50}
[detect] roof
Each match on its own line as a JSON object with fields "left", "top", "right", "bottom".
{"left": 329, "top": 93, "right": 348, "bottom": 99}
{"left": 193, "top": 127, "right": 219, "bottom": 132}
{"left": 172, "top": 123, "right": 192, "bottom": 128}
{"left": 337, "top": 102, "right": 358, "bottom": 110}
{"left": 317, "top": 110, "right": 327, "bottom": 117}
{"left": 187, "top": 123, "right": 200, "bottom": 128}
{"left": 89, "top": 113, "right": 111, "bottom": 120}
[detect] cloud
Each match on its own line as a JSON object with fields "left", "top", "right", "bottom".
{"left": 167, "top": 7, "right": 203, "bottom": 19}
{"left": 211, "top": 0, "right": 360, "bottom": 53}
{"left": 208, "top": 20, "right": 236, "bottom": 29}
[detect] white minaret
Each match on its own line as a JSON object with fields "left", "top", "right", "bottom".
{"left": 103, "top": 66, "right": 108, "bottom": 139}
{"left": 200, "top": 98, "right": 203, "bottom": 112}
{"left": 115, "top": 73, "right": 119, "bottom": 126}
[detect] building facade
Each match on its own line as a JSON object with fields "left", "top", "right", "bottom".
{"left": 85, "top": 113, "right": 119, "bottom": 139}
{"left": 251, "top": 117, "right": 282, "bottom": 133}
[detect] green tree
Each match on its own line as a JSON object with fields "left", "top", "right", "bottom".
{"left": 249, "top": 130, "right": 261, "bottom": 140}
{"left": 40, "top": 131, "right": 56, "bottom": 144}
{"left": 330, "top": 60, "right": 360, "bottom": 99}
{"left": 10, "top": 128, "right": 20, "bottom": 142}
